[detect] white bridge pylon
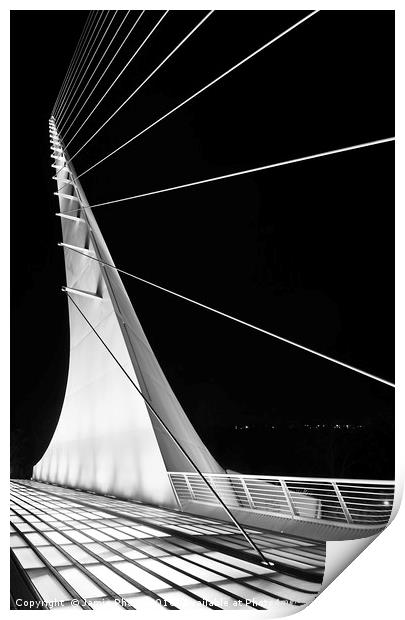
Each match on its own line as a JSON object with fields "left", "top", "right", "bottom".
{"left": 33, "top": 120, "right": 224, "bottom": 507}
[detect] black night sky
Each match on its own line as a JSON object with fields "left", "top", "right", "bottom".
{"left": 11, "top": 10, "right": 394, "bottom": 480}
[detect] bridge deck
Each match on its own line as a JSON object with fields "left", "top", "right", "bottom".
{"left": 10, "top": 480, "right": 325, "bottom": 612}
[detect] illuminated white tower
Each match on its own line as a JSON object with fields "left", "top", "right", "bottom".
{"left": 33, "top": 118, "right": 223, "bottom": 507}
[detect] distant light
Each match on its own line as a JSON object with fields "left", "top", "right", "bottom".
{"left": 245, "top": 425, "right": 249, "bottom": 429}
{"left": 383, "top": 500, "right": 390, "bottom": 506}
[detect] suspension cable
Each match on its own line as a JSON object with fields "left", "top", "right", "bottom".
{"left": 71, "top": 10, "right": 319, "bottom": 174}
{"left": 66, "top": 11, "right": 213, "bottom": 157}
{"left": 63, "top": 137, "right": 394, "bottom": 212}
{"left": 65, "top": 11, "right": 167, "bottom": 151}
{"left": 52, "top": 12, "right": 94, "bottom": 117}
{"left": 60, "top": 246, "right": 395, "bottom": 389}
{"left": 65, "top": 292, "right": 274, "bottom": 568}
{"left": 58, "top": 11, "right": 118, "bottom": 133}
{"left": 57, "top": 11, "right": 107, "bottom": 124}
{"left": 55, "top": 11, "right": 100, "bottom": 121}
{"left": 62, "top": 11, "right": 131, "bottom": 140}
{"left": 56, "top": 11, "right": 104, "bottom": 123}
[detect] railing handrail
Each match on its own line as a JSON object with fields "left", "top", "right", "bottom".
{"left": 168, "top": 471, "right": 395, "bottom": 530}
{"left": 168, "top": 472, "right": 395, "bottom": 486}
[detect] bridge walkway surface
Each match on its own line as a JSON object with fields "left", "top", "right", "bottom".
{"left": 10, "top": 480, "right": 325, "bottom": 612}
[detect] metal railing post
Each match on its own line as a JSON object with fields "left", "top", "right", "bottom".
{"left": 279, "top": 479, "right": 297, "bottom": 518}
{"left": 331, "top": 481, "right": 353, "bottom": 523}
{"left": 239, "top": 476, "right": 255, "bottom": 509}
{"left": 167, "top": 474, "right": 183, "bottom": 510}
{"left": 183, "top": 473, "right": 196, "bottom": 501}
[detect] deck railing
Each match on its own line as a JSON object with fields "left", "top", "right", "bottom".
{"left": 168, "top": 472, "right": 395, "bottom": 529}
